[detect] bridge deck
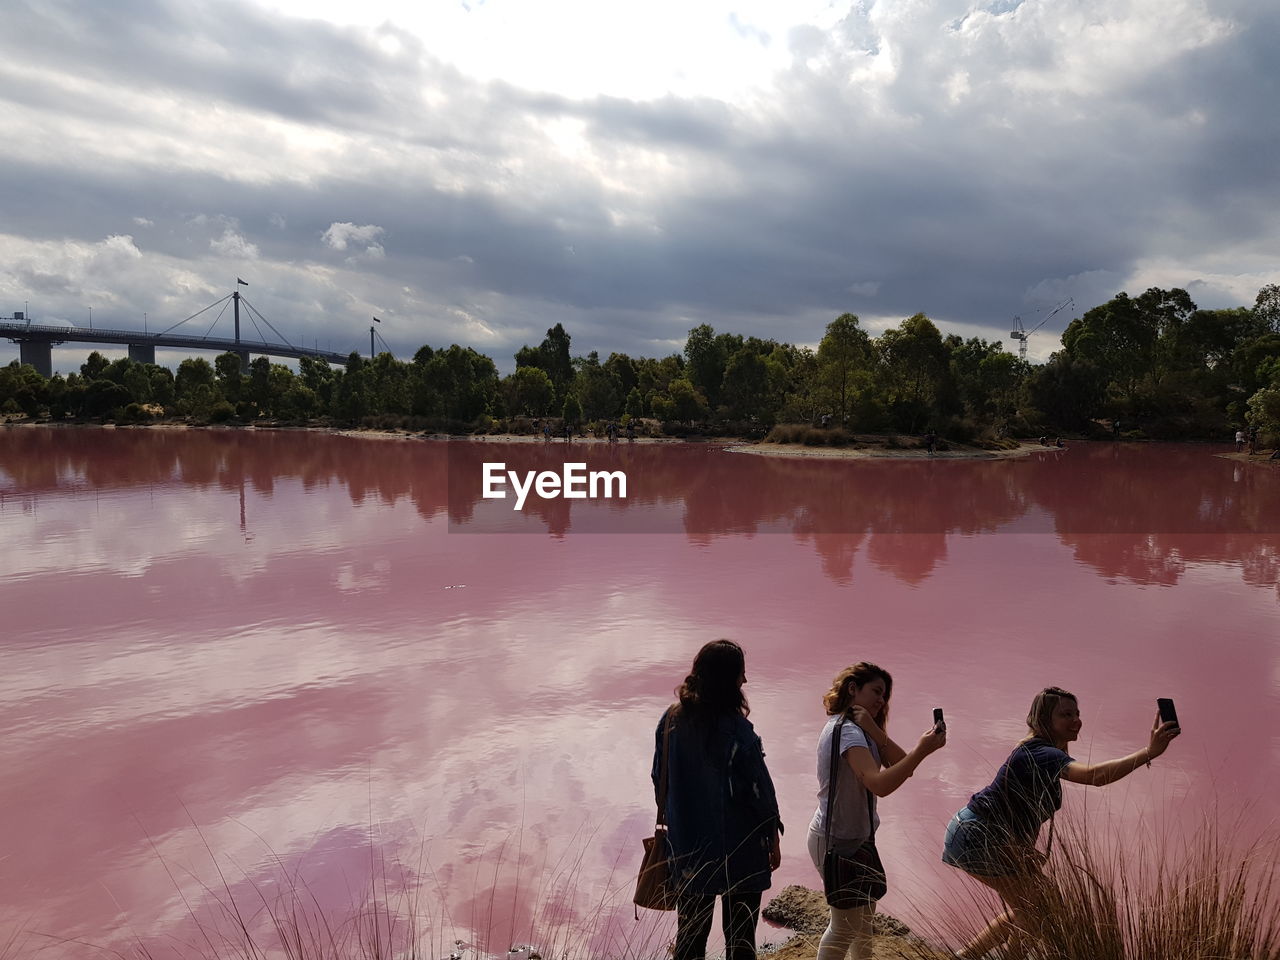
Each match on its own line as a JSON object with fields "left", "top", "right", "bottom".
{"left": 1, "top": 322, "right": 351, "bottom": 365}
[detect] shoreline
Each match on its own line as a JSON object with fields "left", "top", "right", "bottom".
{"left": 726, "top": 439, "right": 1057, "bottom": 461}
{"left": 5, "top": 417, "right": 1269, "bottom": 463}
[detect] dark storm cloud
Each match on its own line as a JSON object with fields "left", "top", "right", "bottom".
{"left": 2, "top": 0, "right": 1277, "bottom": 373}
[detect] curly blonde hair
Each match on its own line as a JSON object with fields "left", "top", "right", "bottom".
{"left": 822, "top": 662, "right": 892, "bottom": 730}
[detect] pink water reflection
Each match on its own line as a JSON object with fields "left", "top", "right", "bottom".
{"left": 1, "top": 428, "right": 1278, "bottom": 958}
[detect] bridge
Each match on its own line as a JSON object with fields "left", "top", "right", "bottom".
{"left": 3, "top": 291, "right": 358, "bottom": 377}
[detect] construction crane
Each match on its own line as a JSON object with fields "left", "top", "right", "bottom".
{"left": 1010, "top": 297, "right": 1074, "bottom": 361}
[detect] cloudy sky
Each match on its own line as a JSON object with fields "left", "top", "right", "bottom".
{"left": 1, "top": 0, "right": 1276, "bottom": 374}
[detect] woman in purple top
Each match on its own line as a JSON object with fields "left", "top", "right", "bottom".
{"left": 941, "top": 686, "right": 1181, "bottom": 959}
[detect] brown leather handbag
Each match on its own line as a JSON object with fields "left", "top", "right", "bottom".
{"left": 633, "top": 706, "right": 677, "bottom": 913}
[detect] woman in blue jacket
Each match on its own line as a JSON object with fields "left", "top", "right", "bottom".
{"left": 652, "top": 639, "right": 782, "bottom": 960}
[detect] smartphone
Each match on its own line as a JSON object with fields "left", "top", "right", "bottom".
{"left": 933, "top": 707, "right": 945, "bottom": 732}
{"left": 1156, "top": 698, "right": 1178, "bottom": 727}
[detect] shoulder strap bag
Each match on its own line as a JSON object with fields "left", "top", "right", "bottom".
{"left": 634, "top": 705, "right": 678, "bottom": 914}
{"left": 821, "top": 715, "right": 887, "bottom": 907}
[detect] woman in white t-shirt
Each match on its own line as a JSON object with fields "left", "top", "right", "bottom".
{"left": 808, "top": 663, "right": 947, "bottom": 960}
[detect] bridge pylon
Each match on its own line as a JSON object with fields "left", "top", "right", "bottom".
{"left": 19, "top": 340, "right": 52, "bottom": 377}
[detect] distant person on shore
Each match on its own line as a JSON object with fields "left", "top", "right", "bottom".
{"left": 924, "top": 431, "right": 938, "bottom": 456}
{"left": 1236, "top": 428, "right": 1246, "bottom": 452}
{"left": 543, "top": 421, "right": 552, "bottom": 442}
{"left": 627, "top": 421, "right": 636, "bottom": 442}
{"left": 809, "top": 663, "right": 946, "bottom": 960}
{"left": 1248, "top": 425, "right": 1259, "bottom": 455}
{"left": 564, "top": 422, "right": 573, "bottom": 443}
{"left": 653, "top": 640, "right": 782, "bottom": 960}
{"left": 941, "top": 686, "right": 1180, "bottom": 960}
{"left": 1113, "top": 419, "right": 1121, "bottom": 439}
{"left": 1054, "top": 436, "right": 1064, "bottom": 448}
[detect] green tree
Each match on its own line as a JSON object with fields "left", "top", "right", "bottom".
{"left": 1253, "top": 283, "right": 1280, "bottom": 335}
{"left": 502, "top": 366, "right": 555, "bottom": 416}
{"left": 948, "top": 337, "right": 1026, "bottom": 426}
{"left": 666, "top": 378, "right": 708, "bottom": 422}
{"left": 721, "top": 347, "right": 770, "bottom": 421}
{"left": 280, "top": 383, "right": 318, "bottom": 419}
{"left": 333, "top": 355, "right": 372, "bottom": 421}
{"left": 82, "top": 379, "right": 132, "bottom": 418}
{"left": 683, "top": 325, "right": 742, "bottom": 410}
{"left": 877, "top": 313, "right": 949, "bottom": 431}
{"left": 81, "top": 351, "right": 110, "bottom": 381}
{"left": 1027, "top": 353, "right": 1107, "bottom": 430}
{"left": 215, "top": 352, "right": 245, "bottom": 403}
{"left": 0, "top": 361, "right": 46, "bottom": 416}
{"left": 1246, "top": 382, "right": 1280, "bottom": 443}
{"left": 248, "top": 356, "right": 273, "bottom": 415}
{"left": 299, "top": 355, "right": 337, "bottom": 413}
{"left": 625, "top": 386, "right": 646, "bottom": 418}
{"left": 603, "top": 353, "right": 638, "bottom": 399}
{"left": 562, "top": 393, "right": 582, "bottom": 425}
{"left": 573, "top": 351, "right": 622, "bottom": 420}
{"left": 420, "top": 345, "right": 498, "bottom": 422}
{"left": 175, "top": 358, "right": 218, "bottom": 401}
{"left": 368, "top": 352, "right": 411, "bottom": 415}
{"left": 121, "top": 362, "right": 153, "bottom": 404}
{"left": 515, "top": 324, "right": 574, "bottom": 400}
{"left": 147, "top": 365, "right": 176, "bottom": 407}
{"left": 815, "top": 313, "right": 873, "bottom": 424}
{"left": 1060, "top": 289, "right": 1194, "bottom": 404}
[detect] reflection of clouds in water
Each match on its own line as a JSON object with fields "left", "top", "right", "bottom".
{"left": 336, "top": 557, "right": 393, "bottom": 592}
{"left": 0, "top": 483, "right": 424, "bottom": 585}
{"left": 4, "top": 431, "right": 1280, "bottom": 953}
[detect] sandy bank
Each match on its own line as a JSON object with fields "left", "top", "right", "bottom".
{"left": 1216, "top": 450, "right": 1280, "bottom": 465}
{"left": 727, "top": 439, "right": 1061, "bottom": 461}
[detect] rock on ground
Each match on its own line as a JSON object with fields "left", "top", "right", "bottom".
{"left": 761, "top": 885, "right": 949, "bottom": 960}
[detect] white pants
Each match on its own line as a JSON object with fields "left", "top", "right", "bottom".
{"left": 807, "top": 820, "right": 875, "bottom": 960}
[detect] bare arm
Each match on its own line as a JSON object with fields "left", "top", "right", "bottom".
{"left": 879, "top": 738, "right": 908, "bottom": 766}
{"left": 1061, "top": 716, "right": 1180, "bottom": 787}
{"left": 845, "top": 724, "right": 946, "bottom": 798}
{"left": 848, "top": 706, "right": 907, "bottom": 765}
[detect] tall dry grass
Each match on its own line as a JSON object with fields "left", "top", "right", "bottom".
{"left": 20, "top": 821, "right": 674, "bottom": 960}
{"left": 928, "top": 811, "right": 1280, "bottom": 960}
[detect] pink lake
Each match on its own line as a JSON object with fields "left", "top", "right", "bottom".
{"left": 1, "top": 428, "right": 1278, "bottom": 958}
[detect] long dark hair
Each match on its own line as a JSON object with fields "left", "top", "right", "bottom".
{"left": 676, "top": 639, "right": 748, "bottom": 718}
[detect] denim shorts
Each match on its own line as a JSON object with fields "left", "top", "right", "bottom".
{"left": 941, "top": 807, "right": 1018, "bottom": 878}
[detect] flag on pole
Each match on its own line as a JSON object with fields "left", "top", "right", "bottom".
{"left": 237, "top": 278, "right": 248, "bottom": 286}
{"left": 372, "top": 316, "right": 381, "bottom": 323}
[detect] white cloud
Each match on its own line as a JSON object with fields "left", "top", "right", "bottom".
{"left": 322, "top": 222, "right": 386, "bottom": 252}
{"left": 210, "top": 228, "right": 260, "bottom": 259}
{"left": 0, "top": 0, "right": 1275, "bottom": 370}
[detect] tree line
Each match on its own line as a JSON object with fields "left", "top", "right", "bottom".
{"left": 3, "top": 284, "right": 1278, "bottom": 442}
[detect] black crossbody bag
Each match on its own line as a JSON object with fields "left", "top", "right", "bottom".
{"left": 821, "top": 715, "right": 887, "bottom": 907}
